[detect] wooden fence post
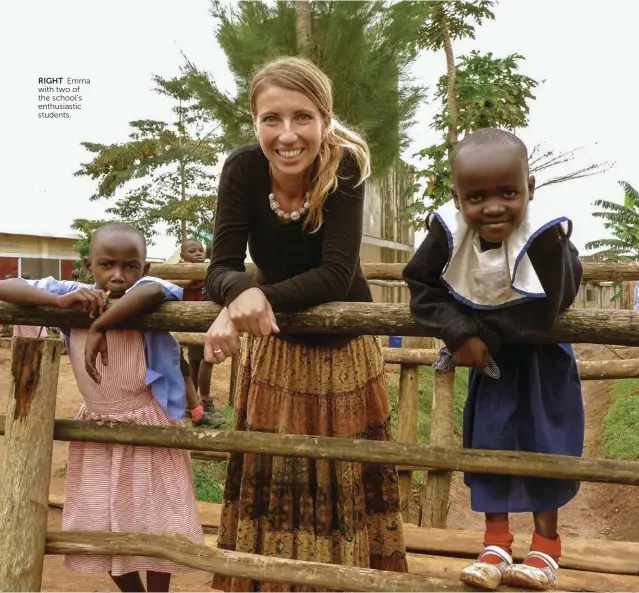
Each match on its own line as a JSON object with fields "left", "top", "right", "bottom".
{"left": 0, "top": 338, "right": 61, "bottom": 591}
{"left": 228, "top": 353, "right": 239, "bottom": 408}
{"left": 397, "top": 364, "right": 419, "bottom": 521}
{"left": 420, "top": 368, "right": 455, "bottom": 528}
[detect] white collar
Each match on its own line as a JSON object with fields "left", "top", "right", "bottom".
{"left": 429, "top": 200, "right": 569, "bottom": 310}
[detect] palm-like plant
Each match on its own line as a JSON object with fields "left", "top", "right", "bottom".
{"left": 586, "top": 181, "right": 639, "bottom": 261}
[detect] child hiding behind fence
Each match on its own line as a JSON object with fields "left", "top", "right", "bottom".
{"left": 403, "top": 128, "right": 585, "bottom": 591}
{"left": 177, "top": 238, "right": 226, "bottom": 428}
{"left": 0, "top": 222, "right": 203, "bottom": 593}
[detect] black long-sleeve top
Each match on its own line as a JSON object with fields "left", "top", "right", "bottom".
{"left": 402, "top": 216, "right": 583, "bottom": 354}
{"left": 206, "top": 143, "right": 372, "bottom": 346}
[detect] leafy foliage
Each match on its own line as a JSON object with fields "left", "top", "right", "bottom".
{"left": 586, "top": 182, "right": 639, "bottom": 260}
{"left": 407, "top": 52, "right": 609, "bottom": 228}
{"left": 74, "top": 75, "right": 220, "bottom": 244}
{"left": 70, "top": 218, "right": 110, "bottom": 282}
{"left": 185, "top": 0, "right": 428, "bottom": 175}
{"left": 417, "top": 0, "right": 496, "bottom": 51}
{"left": 405, "top": 51, "right": 538, "bottom": 224}
{"left": 433, "top": 51, "right": 537, "bottom": 137}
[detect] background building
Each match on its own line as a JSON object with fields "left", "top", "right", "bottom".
{"left": 0, "top": 230, "right": 79, "bottom": 279}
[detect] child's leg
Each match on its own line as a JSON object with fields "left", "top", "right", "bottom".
{"left": 185, "top": 376, "right": 200, "bottom": 412}
{"left": 110, "top": 571, "right": 146, "bottom": 592}
{"left": 188, "top": 357, "right": 201, "bottom": 394}
{"left": 503, "top": 509, "right": 561, "bottom": 590}
{"left": 147, "top": 571, "right": 171, "bottom": 592}
{"left": 533, "top": 509, "right": 558, "bottom": 540}
{"left": 180, "top": 352, "right": 206, "bottom": 420}
{"left": 198, "top": 359, "right": 213, "bottom": 406}
{"left": 484, "top": 513, "right": 513, "bottom": 558}
{"left": 528, "top": 509, "right": 561, "bottom": 567}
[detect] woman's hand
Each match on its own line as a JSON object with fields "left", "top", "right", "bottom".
{"left": 453, "top": 337, "right": 489, "bottom": 369}
{"left": 85, "top": 327, "right": 108, "bottom": 383}
{"left": 57, "top": 289, "right": 108, "bottom": 319}
{"left": 227, "top": 287, "right": 279, "bottom": 337}
{"left": 204, "top": 307, "right": 242, "bottom": 364}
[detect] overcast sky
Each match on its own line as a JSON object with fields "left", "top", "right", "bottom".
{"left": 1, "top": 0, "right": 637, "bottom": 258}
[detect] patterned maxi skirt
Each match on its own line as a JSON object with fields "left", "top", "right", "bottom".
{"left": 212, "top": 335, "right": 408, "bottom": 592}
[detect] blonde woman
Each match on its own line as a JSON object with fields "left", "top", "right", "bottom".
{"left": 204, "top": 56, "right": 407, "bottom": 591}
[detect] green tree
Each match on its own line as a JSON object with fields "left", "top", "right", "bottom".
{"left": 586, "top": 182, "right": 639, "bottom": 260}
{"left": 407, "top": 51, "right": 537, "bottom": 220}
{"left": 74, "top": 75, "right": 220, "bottom": 244}
{"left": 185, "top": 0, "right": 428, "bottom": 175}
{"left": 70, "top": 218, "right": 110, "bottom": 282}
{"left": 406, "top": 51, "right": 611, "bottom": 227}
{"left": 417, "top": 0, "right": 496, "bottom": 147}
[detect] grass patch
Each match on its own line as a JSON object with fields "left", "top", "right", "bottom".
{"left": 192, "top": 460, "right": 227, "bottom": 503}
{"left": 386, "top": 366, "right": 468, "bottom": 484}
{"left": 217, "top": 404, "right": 235, "bottom": 426}
{"left": 191, "top": 404, "right": 234, "bottom": 503}
{"left": 387, "top": 366, "right": 469, "bottom": 445}
{"left": 601, "top": 379, "right": 639, "bottom": 461}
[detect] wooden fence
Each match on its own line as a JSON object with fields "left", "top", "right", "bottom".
{"left": 2, "top": 261, "right": 639, "bottom": 590}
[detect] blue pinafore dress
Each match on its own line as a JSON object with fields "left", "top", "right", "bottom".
{"left": 432, "top": 200, "right": 585, "bottom": 513}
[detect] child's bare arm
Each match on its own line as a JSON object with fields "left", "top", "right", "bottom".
{"left": 0, "top": 278, "right": 106, "bottom": 317}
{"left": 0, "top": 278, "right": 63, "bottom": 307}
{"left": 89, "top": 282, "right": 165, "bottom": 334}
{"left": 84, "top": 282, "right": 167, "bottom": 383}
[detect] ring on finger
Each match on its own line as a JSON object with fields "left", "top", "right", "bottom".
{"left": 213, "top": 349, "right": 223, "bottom": 354}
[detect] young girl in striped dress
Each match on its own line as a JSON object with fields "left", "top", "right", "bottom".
{"left": 0, "top": 223, "right": 204, "bottom": 593}
{"left": 403, "top": 128, "right": 584, "bottom": 591}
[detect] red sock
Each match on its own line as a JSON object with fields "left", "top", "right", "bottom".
{"left": 482, "top": 520, "right": 513, "bottom": 564}
{"left": 190, "top": 405, "right": 204, "bottom": 422}
{"left": 526, "top": 532, "right": 561, "bottom": 568}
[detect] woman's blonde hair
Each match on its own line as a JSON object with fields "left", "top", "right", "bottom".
{"left": 250, "top": 56, "right": 371, "bottom": 232}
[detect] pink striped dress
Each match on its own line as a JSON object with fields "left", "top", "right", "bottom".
{"left": 63, "top": 328, "right": 204, "bottom": 575}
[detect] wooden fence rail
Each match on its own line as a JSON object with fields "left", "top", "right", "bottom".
{"left": 1, "top": 415, "right": 638, "bottom": 485}
{"left": 148, "top": 261, "right": 639, "bottom": 283}
{"left": 45, "top": 531, "right": 461, "bottom": 592}
{"left": 3, "top": 301, "right": 639, "bottom": 345}
{"left": 172, "top": 337, "right": 639, "bottom": 381}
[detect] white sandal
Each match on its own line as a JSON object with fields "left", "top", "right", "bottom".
{"left": 503, "top": 551, "right": 558, "bottom": 590}
{"left": 460, "top": 545, "right": 513, "bottom": 590}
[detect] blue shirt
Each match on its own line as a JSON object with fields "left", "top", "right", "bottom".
{"left": 26, "top": 276, "right": 186, "bottom": 419}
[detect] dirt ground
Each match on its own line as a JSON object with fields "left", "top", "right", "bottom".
{"left": 1, "top": 341, "right": 639, "bottom": 591}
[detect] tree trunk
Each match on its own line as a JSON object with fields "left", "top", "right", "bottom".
{"left": 180, "top": 158, "right": 187, "bottom": 242}
{"left": 179, "top": 100, "right": 188, "bottom": 242}
{"left": 295, "top": 0, "right": 313, "bottom": 57}
{"left": 440, "top": 11, "right": 457, "bottom": 148}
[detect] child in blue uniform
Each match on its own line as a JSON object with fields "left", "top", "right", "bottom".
{"left": 403, "top": 128, "right": 584, "bottom": 591}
